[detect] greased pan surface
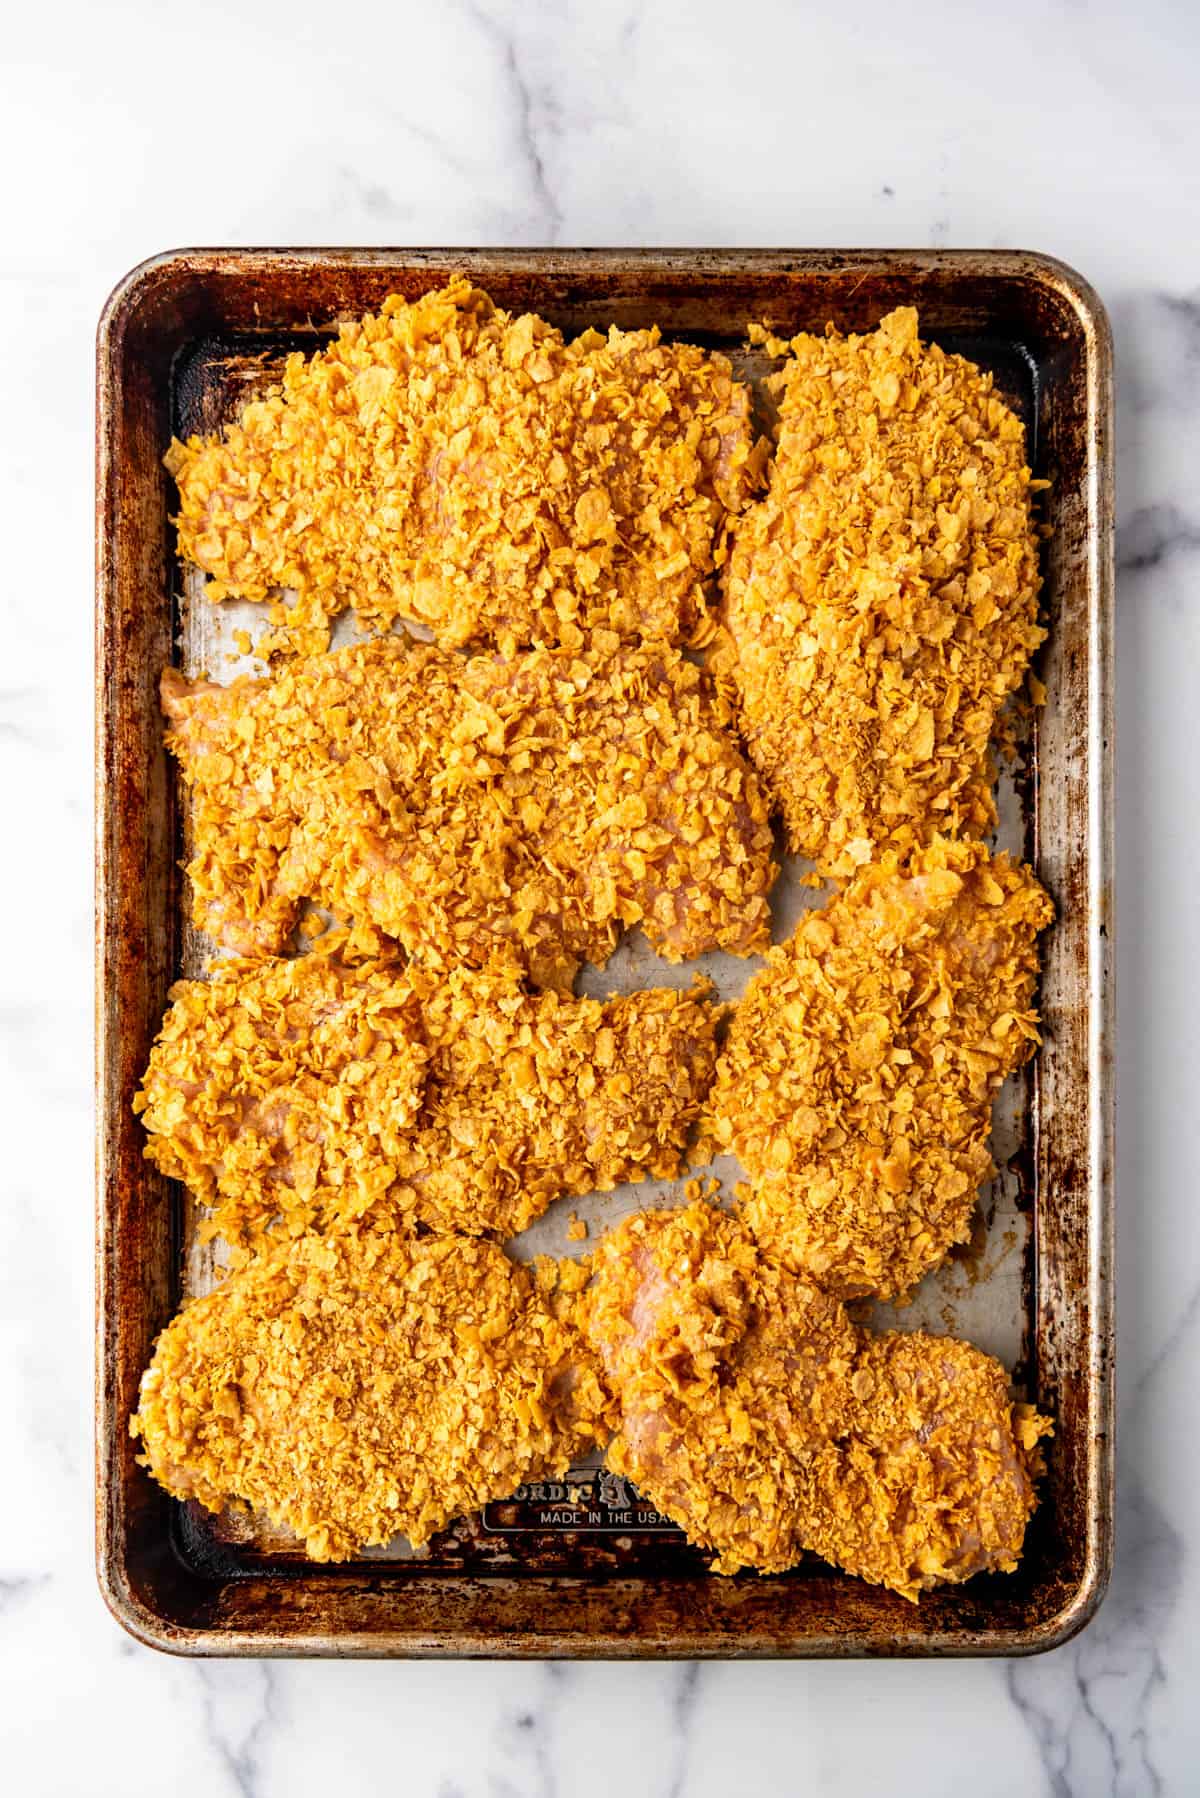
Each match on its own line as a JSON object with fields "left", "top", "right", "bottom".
{"left": 96, "top": 249, "right": 1113, "bottom": 1656}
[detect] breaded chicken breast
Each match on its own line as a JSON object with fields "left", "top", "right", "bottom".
{"left": 137, "top": 944, "right": 719, "bottom": 1247}
{"left": 132, "top": 1229, "right": 613, "bottom": 1561}
{"left": 165, "top": 277, "right": 760, "bottom": 656}
{"left": 582, "top": 1202, "right": 859, "bottom": 1576}
{"left": 581, "top": 1204, "right": 1050, "bottom": 1596}
{"left": 163, "top": 634, "right": 776, "bottom": 987}
{"left": 715, "top": 307, "right": 1044, "bottom": 877}
{"left": 800, "top": 1330, "right": 1052, "bottom": 1597}
{"left": 702, "top": 837, "right": 1053, "bottom": 1300}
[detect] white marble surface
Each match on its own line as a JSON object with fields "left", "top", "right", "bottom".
{"left": 2, "top": 0, "right": 1197, "bottom": 1790}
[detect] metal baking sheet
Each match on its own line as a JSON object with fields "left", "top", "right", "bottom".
{"left": 96, "top": 249, "right": 1113, "bottom": 1655}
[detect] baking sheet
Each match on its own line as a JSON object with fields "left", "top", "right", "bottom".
{"left": 97, "top": 249, "right": 1113, "bottom": 1655}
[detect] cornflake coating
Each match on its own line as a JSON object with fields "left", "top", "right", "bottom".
{"left": 703, "top": 837, "right": 1053, "bottom": 1300}
{"left": 136, "top": 943, "right": 719, "bottom": 1247}
{"left": 715, "top": 306, "right": 1045, "bottom": 876}
{"left": 581, "top": 1203, "right": 860, "bottom": 1575}
{"left": 165, "top": 277, "right": 760, "bottom": 656}
{"left": 131, "top": 1230, "right": 614, "bottom": 1562}
{"left": 801, "top": 1331, "right": 1052, "bottom": 1598}
{"left": 162, "top": 634, "right": 776, "bottom": 986}
{"left": 581, "top": 1203, "right": 1050, "bottom": 1595}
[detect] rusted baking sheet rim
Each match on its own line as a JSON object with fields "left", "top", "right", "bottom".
{"left": 96, "top": 248, "right": 1114, "bottom": 1658}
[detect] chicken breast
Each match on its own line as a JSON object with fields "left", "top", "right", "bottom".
{"left": 702, "top": 837, "right": 1053, "bottom": 1300}
{"left": 581, "top": 1203, "right": 1050, "bottom": 1596}
{"left": 581, "top": 1202, "right": 859, "bottom": 1576}
{"left": 715, "top": 306, "right": 1044, "bottom": 877}
{"left": 162, "top": 634, "right": 776, "bottom": 987}
{"left": 165, "top": 277, "right": 760, "bottom": 656}
{"left": 137, "top": 944, "right": 720, "bottom": 1247}
{"left": 131, "top": 1230, "right": 613, "bottom": 1562}
{"left": 800, "top": 1330, "right": 1052, "bottom": 1597}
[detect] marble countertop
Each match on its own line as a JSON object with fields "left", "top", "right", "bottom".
{"left": 4, "top": 0, "right": 1197, "bottom": 1791}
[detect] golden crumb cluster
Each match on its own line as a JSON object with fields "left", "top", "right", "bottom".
{"left": 581, "top": 1203, "right": 1050, "bottom": 1595}
{"left": 715, "top": 306, "right": 1045, "bottom": 876}
{"left": 165, "top": 276, "right": 761, "bottom": 656}
{"left": 703, "top": 836, "right": 1053, "bottom": 1300}
{"left": 163, "top": 633, "right": 776, "bottom": 986}
{"left": 131, "top": 1229, "right": 614, "bottom": 1561}
{"left": 137, "top": 942, "right": 719, "bottom": 1248}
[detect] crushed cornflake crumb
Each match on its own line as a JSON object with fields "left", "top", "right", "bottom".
{"left": 164, "top": 276, "right": 764, "bottom": 657}
{"left": 699, "top": 836, "right": 1053, "bottom": 1301}
{"left": 713, "top": 307, "right": 1045, "bottom": 877}
{"left": 161, "top": 633, "right": 777, "bottom": 986}
{"left": 577, "top": 1202, "right": 1050, "bottom": 1595}
{"left": 136, "top": 943, "right": 720, "bottom": 1248}
{"left": 566, "top": 1214, "right": 588, "bottom": 1243}
{"left": 131, "top": 1228, "right": 615, "bottom": 1561}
